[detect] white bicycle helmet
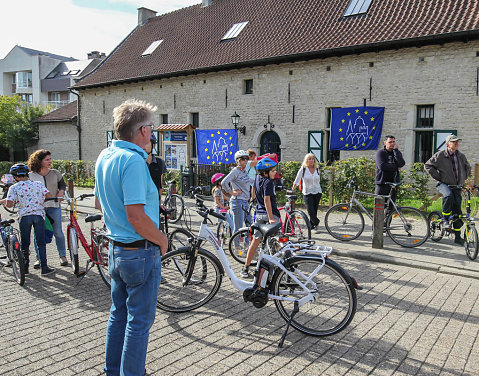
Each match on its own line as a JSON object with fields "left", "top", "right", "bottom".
{"left": 234, "top": 150, "right": 249, "bottom": 160}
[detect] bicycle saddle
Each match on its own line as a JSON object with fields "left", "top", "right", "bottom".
{"left": 251, "top": 222, "right": 282, "bottom": 238}
{"left": 386, "top": 182, "right": 402, "bottom": 187}
{"left": 85, "top": 214, "right": 102, "bottom": 223}
{"left": 286, "top": 194, "right": 298, "bottom": 201}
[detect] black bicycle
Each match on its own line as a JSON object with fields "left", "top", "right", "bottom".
{"left": 0, "top": 218, "right": 24, "bottom": 285}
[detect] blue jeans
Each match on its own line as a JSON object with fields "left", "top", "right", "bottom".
{"left": 230, "top": 199, "right": 252, "bottom": 247}
{"left": 105, "top": 244, "right": 162, "bottom": 376}
{"left": 19, "top": 215, "right": 47, "bottom": 271}
{"left": 34, "top": 206, "right": 66, "bottom": 259}
{"left": 436, "top": 183, "right": 463, "bottom": 231}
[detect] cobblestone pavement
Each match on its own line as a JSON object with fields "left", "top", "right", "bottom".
{"left": 0, "top": 201, "right": 478, "bottom": 375}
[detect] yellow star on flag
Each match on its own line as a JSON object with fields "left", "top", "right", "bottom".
{"left": 217, "top": 131, "right": 220, "bottom": 134}
{"left": 369, "top": 136, "right": 373, "bottom": 139}
{"left": 224, "top": 132, "right": 227, "bottom": 135}
{"left": 230, "top": 143, "right": 233, "bottom": 147}
{"left": 354, "top": 146, "right": 357, "bottom": 149}
{"left": 373, "top": 126, "right": 376, "bottom": 130}
{"left": 207, "top": 140, "right": 210, "bottom": 143}
{"left": 230, "top": 151, "right": 232, "bottom": 154}
{"left": 339, "top": 128, "right": 343, "bottom": 132}
{"left": 204, "top": 148, "right": 208, "bottom": 152}
{"left": 362, "top": 143, "right": 366, "bottom": 146}
{"left": 341, "top": 119, "right": 345, "bottom": 123}
{"left": 212, "top": 161, "right": 215, "bottom": 165}
{"left": 345, "top": 144, "right": 349, "bottom": 147}
{"left": 226, "top": 158, "right": 229, "bottom": 162}
{"left": 211, "top": 133, "right": 214, "bottom": 137}
{"left": 340, "top": 137, "right": 344, "bottom": 141}
{"left": 355, "top": 109, "right": 359, "bottom": 113}
{"left": 229, "top": 137, "right": 232, "bottom": 140}
{"left": 347, "top": 112, "right": 351, "bottom": 116}
{"left": 370, "top": 117, "right": 375, "bottom": 121}
{"left": 207, "top": 156, "right": 210, "bottom": 160}
{"left": 364, "top": 111, "right": 368, "bottom": 115}
{"left": 219, "top": 162, "right": 222, "bottom": 165}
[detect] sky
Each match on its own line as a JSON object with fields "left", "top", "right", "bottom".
{"left": 0, "top": 0, "right": 200, "bottom": 60}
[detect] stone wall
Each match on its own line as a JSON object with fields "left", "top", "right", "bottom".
{"left": 79, "top": 40, "right": 479, "bottom": 168}
{"left": 35, "top": 121, "right": 79, "bottom": 160}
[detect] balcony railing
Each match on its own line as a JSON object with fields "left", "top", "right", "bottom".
{"left": 43, "top": 101, "right": 72, "bottom": 111}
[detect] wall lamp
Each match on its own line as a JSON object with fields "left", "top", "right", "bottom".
{"left": 231, "top": 111, "right": 246, "bottom": 135}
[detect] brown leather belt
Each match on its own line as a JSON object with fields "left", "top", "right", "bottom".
{"left": 111, "top": 239, "right": 158, "bottom": 249}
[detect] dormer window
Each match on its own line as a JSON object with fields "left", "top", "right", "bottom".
{"left": 141, "top": 40, "right": 163, "bottom": 56}
{"left": 221, "top": 21, "right": 248, "bottom": 41}
{"left": 344, "top": 0, "right": 373, "bottom": 16}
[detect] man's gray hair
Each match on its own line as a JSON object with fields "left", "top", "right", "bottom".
{"left": 113, "top": 99, "right": 157, "bottom": 141}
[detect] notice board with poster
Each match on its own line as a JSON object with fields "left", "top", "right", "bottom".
{"left": 156, "top": 125, "right": 194, "bottom": 170}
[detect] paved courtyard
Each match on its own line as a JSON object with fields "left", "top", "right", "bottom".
{"left": 1, "top": 197, "right": 479, "bottom": 375}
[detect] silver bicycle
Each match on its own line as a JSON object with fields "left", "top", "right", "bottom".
{"left": 324, "top": 179, "right": 430, "bottom": 247}
{"left": 157, "top": 195, "right": 360, "bottom": 347}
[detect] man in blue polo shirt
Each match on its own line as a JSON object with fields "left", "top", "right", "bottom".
{"left": 94, "top": 99, "right": 168, "bottom": 376}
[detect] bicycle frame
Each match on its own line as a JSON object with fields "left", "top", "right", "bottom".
{"left": 346, "top": 188, "right": 399, "bottom": 221}
{"left": 65, "top": 195, "right": 105, "bottom": 266}
{"left": 196, "top": 220, "right": 328, "bottom": 307}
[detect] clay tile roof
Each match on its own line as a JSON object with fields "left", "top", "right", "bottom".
{"left": 35, "top": 101, "right": 77, "bottom": 123}
{"left": 74, "top": 0, "right": 479, "bottom": 89}
{"left": 155, "top": 124, "right": 194, "bottom": 130}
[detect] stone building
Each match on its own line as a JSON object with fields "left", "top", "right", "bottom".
{"left": 73, "top": 0, "right": 479, "bottom": 168}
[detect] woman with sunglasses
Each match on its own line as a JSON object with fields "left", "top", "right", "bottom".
{"left": 220, "top": 150, "right": 253, "bottom": 249}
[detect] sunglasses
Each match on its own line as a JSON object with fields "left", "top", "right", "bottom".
{"left": 239, "top": 157, "right": 249, "bottom": 161}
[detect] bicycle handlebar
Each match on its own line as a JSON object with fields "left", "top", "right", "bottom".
{"left": 0, "top": 219, "right": 15, "bottom": 227}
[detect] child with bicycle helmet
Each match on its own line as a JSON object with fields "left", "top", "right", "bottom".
{"left": 0, "top": 164, "right": 55, "bottom": 275}
{"left": 240, "top": 157, "right": 280, "bottom": 278}
{"left": 221, "top": 150, "right": 254, "bottom": 248}
{"left": 211, "top": 173, "right": 234, "bottom": 230}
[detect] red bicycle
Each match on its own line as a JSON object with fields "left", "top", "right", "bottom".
{"left": 52, "top": 193, "right": 110, "bottom": 288}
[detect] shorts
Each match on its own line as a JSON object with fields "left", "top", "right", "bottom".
{"left": 253, "top": 214, "right": 280, "bottom": 239}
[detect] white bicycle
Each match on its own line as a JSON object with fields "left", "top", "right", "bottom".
{"left": 157, "top": 195, "right": 360, "bottom": 346}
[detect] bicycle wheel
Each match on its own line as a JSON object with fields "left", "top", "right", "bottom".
{"left": 386, "top": 206, "right": 429, "bottom": 248}
{"left": 166, "top": 194, "right": 185, "bottom": 224}
{"left": 7, "top": 235, "right": 25, "bottom": 286}
{"left": 67, "top": 227, "right": 80, "bottom": 275}
{"left": 168, "top": 228, "right": 193, "bottom": 252}
{"left": 157, "top": 247, "right": 223, "bottom": 312}
{"left": 216, "top": 220, "right": 232, "bottom": 248}
{"left": 428, "top": 211, "right": 444, "bottom": 242}
{"left": 272, "top": 257, "right": 356, "bottom": 336}
{"left": 324, "top": 204, "right": 365, "bottom": 241}
{"left": 2, "top": 189, "right": 17, "bottom": 214}
{"left": 464, "top": 223, "right": 478, "bottom": 260}
{"left": 284, "top": 210, "right": 311, "bottom": 241}
{"left": 228, "top": 228, "right": 254, "bottom": 265}
{"left": 93, "top": 235, "right": 111, "bottom": 288}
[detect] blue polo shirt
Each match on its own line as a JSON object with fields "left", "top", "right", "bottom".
{"left": 94, "top": 140, "right": 160, "bottom": 243}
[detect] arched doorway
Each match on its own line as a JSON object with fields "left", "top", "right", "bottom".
{"left": 260, "top": 131, "right": 281, "bottom": 160}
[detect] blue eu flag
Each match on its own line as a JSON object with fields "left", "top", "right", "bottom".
{"left": 196, "top": 129, "right": 239, "bottom": 165}
{"left": 330, "top": 107, "right": 385, "bottom": 150}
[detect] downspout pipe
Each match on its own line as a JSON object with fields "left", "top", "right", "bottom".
{"left": 69, "top": 89, "right": 82, "bottom": 160}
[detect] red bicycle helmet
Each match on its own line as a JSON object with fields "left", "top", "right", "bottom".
{"left": 211, "top": 173, "right": 225, "bottom": 184}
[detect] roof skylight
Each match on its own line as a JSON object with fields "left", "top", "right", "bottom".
{"left": 344, "top": 0, "right": 373, "bottom": 16}
{"left": 141, "top": 40, "right": 163, "bottom": 56}
{"left": 221, "top": 21, "right": 248, "bottom": 41}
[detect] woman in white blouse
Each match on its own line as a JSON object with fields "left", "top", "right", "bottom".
{"left": 292, "top": 153, "right": 322, "bottom": 232}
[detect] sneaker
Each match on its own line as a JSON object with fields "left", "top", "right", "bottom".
{"left": 41, "top": 266, "right": 56, "bottom": 275}
{"left": 454, "top": 237, "right": 465, "bottom": 246}
{"left": 24, "top": 268, "right": 29, "bottom": 275}
{"left": 33, "top": 260, "right": 41, "bottom": 269}
{"left": 240, "top": 266, "right": 251, "bottom": 278}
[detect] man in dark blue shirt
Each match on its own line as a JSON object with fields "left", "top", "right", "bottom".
{"left": 241, "top": 158, "right": 280, "bottom": 278}
{"left": 375, "top": 135, "right": 405, "bottom": 211}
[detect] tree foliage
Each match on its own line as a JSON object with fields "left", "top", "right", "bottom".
{"left": 0, "top": 95, "right": 50, "bottom": 156}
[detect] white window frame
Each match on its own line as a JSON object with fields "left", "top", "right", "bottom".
{"left": 142, "top": 40, "right": 163, "bottom": 56}
{"left": 16, "top": 72, "right": 32, "bottom": 88}
{"left": 221, "top": 21, "right": 248, "bottom": 40}
{"left": 344, "top": 0, "right": 373, "bottom": 16}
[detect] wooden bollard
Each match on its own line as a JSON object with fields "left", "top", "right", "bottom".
{"left": 372, "top": 196, "right": 385, "bottom": 249}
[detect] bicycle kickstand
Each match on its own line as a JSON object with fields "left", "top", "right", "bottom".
{"left": 74, "top": 259, "right": 95, "bottom": 286}
{"left": 278, "top": 301, "right": 299, "bottom": 348}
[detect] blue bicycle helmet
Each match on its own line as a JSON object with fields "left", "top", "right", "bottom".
{"left": 10, "top": 163, "right": 29, "bottom": 177}
{"left": 256, "top": 157, "right": 277, "bottom": 171}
